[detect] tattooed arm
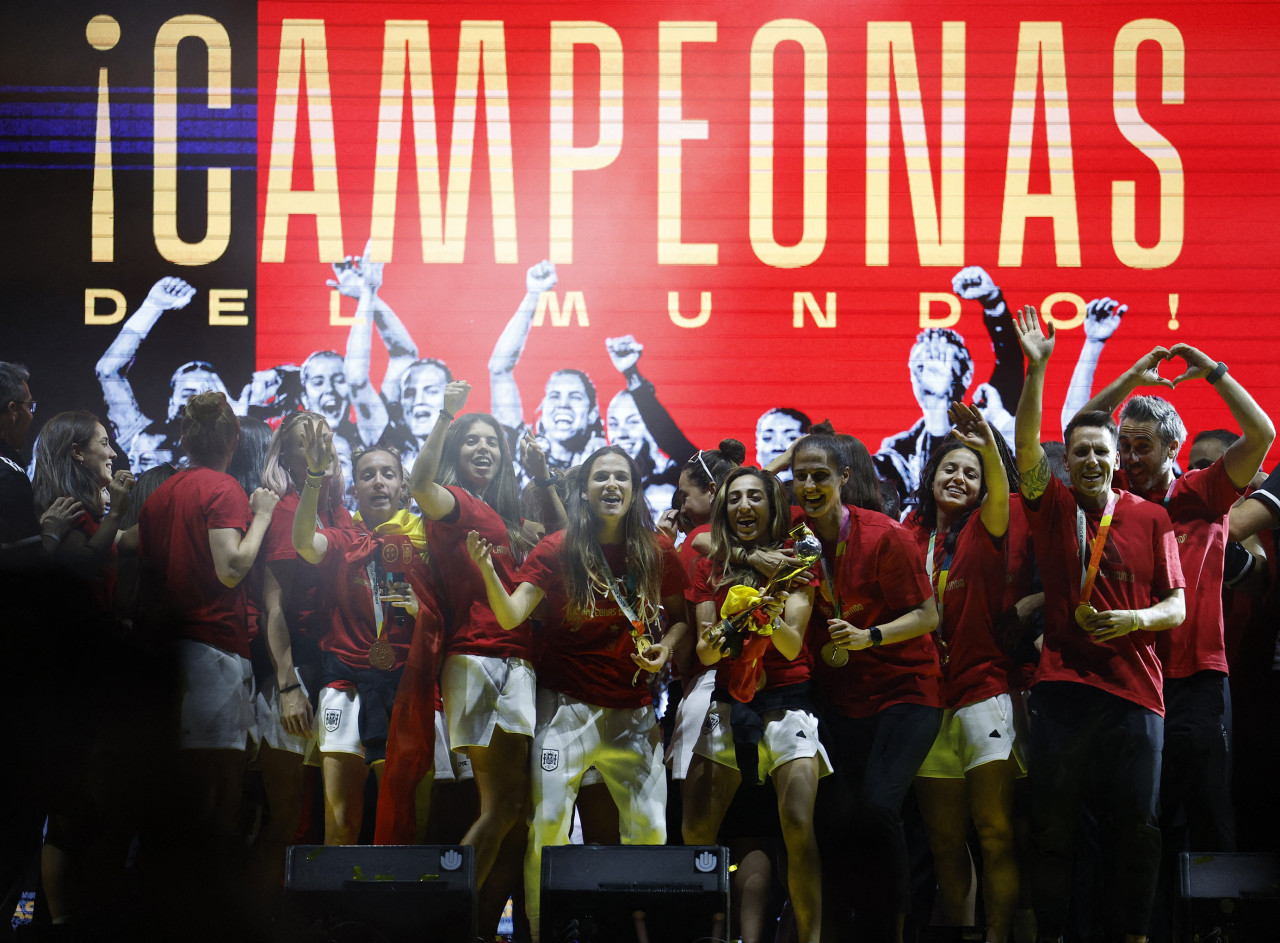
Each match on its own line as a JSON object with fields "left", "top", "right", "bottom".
{"left": 1013, "top": 305, "right": 1054, "bottom": 502}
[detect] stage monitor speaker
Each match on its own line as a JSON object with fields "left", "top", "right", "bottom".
{"left": 540, "top": 844, "right": 730, "bottom": 943}
{"left": 1177, "top": 852, "right": 1280, "bottom": 943}
{"left": 284, "top": 844, "right": 476, "bottom": 943}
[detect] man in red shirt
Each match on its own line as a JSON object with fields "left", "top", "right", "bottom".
{"left": 1013, "top": 307, "right": 1186, "bottom": 943}
{"left": 1077, "top": 343, "right": 1273, "bottom": 931}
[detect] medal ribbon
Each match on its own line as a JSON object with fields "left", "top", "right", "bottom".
{"left": 925, "top": 529, "right": 957, "bottom": 666}
{"left": 366, "top": 554, "right": 387, "bottom": 643}
{"left": 817, "top": 506, "right": 851, "bottom": 620}
{"left": 1075, "top": 490, "right": 1119, "bottom": 605}
{"left": 607, "top": 573, "right": 655, "bottom": 685}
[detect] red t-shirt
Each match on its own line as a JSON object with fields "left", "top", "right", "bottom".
{"left": 138, "top": 467, "right": 252, "bottom": 657}
{"left": 687, "top": 554, "right": 814, "bottom": 692}
{"left": 263, "top": 490, "right": 354, "bottom": 636}
{"left": 1002, "top": 499, "right": 1041, "bottom": 690}
{"left": 910, "top": 511, "right": 1014, "bottom": 709}
{"left": 806, "top": 506, "right": 941, "bottom": 718}
{"left": 427, "top": 486, "right": 532, "bottom": 661}
{"left": 1025, "top": 476, "right": 1185, "bottom": 715}
{"left": 517, "top": 530, "right": 688, "bottom": 708}
{"left": 312, "top": 520, "right": 419, "bottom": 672}
{"left": 1117, "top": 462, "right": 1241, "bottom": 679}
{"left": 677, "top": 522, "right": 711, "bottom": 584}
{"left": 72, "top": 512, "right": 118, "bottom": 614}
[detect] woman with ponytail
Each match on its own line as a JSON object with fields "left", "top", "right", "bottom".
{"left": 137, "top": 391, "right": 279, "bottom": 835}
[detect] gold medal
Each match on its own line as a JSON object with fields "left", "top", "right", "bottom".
{"left": 820, "top": 642, "right": 849, "bottom": 668}
{"left": 1074, "top": 602, "right": 1097, "bottom": 628}
{"left": 633, "top": 634, "right": 652, "bottom": 656}
{"left": 368, "top": 637, "right": 395, "bottom": 670}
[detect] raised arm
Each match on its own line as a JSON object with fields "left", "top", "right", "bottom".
{"left": 1012, "top": 304, "right": 1055, "bottom": 501}
{"left": 210, "top": 486, "right": 280, "bottom": 587}
{"left": 606, "top": 334, "right": 696, "bottom": 465}
{"left": 489, "top": 261, "right": 557, "bottom": 432}
{"left": 94, "top": 277, "right": 196, "bottom": 446}
{"left": 291, "top": 419, "right": 335, "bottom": 564}
{"left": 406, "top": 380, "right": 471, "bottom": 519}
{"left": 338, "top": 251, "right": 391, "bottom": 447}
{"left": 1167, "top": 345, "right": 1275, "bottom": 490}
{"left": 1061, "top": 297, "right": 1126, "bottom": 430}
{"left": 371, "top": 296, "right": 418, "bottom": 402}
{"left": 519, "top": 433, "right": 566, "bottom": 530}
{"left": 1078, "top": 345, "right": 1173, "bottom": 418}
{"left": 953, "top": 266, "right": 1023, "bottom": 408}
{"left": 466, "top": 530, "right": 544, "bottom": 628}
{"left": 949, "top": 401, "right": 1009, "bottom": 538}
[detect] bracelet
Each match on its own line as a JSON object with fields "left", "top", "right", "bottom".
{"left": 869, "top": 626, "right": 883, "bottom": 647}
{"left": 306, "top": 468, "right": 326, "bottom": 478}
{"left": 439, "top": 409, "right": 455, "bottom": 423}
{"left": 303, "top": 477, "right": 323, "bottom": 489}
{"left": 534, "top": 475, "right": 557, "bottom": 488}
{"left": 1206, "top": 361, "right": 1228, "bottom": 385}
{"left": 280, "top": 683, "right": 302, "bottom": 694}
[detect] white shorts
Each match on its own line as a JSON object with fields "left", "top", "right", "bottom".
{"left": 441, "top": 654, "right": 536, "bottom": 750}
{"left": 917, "top": 692, "right": 1027, "bottom": 778}
{"left": 693, "top": 702, "right": 833, "bottom": 782}
{"left": 433, "top": 709, "right": 474, "bottom": 782}
{"left": 664, "top": 670, "right": 716, "bottom": 779}
{"left": 316, "top": 686, "right": 366, "bottom": 759}
{"left": 176, "top": 640, "right": 257, "bottom": 751}
{"left": 525, "top": 688, "right": 667, "bottom": 935}
{"left": 254, "top": 677, "right": 310, "bottom": 756}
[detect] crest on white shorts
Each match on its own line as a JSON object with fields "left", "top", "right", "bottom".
{"left": 541, "top": 749, "right": 559, "bottom": 771}
{"left": 324, "top": 708, "right": 342, "bottom": 732}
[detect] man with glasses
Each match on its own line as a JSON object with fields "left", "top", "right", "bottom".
{"left": 0, "top": 362, "right": 73, "bottom": 566}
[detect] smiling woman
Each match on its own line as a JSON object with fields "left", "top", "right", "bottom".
{"left": 466, "top": 444, "right": 691, "bottom": 939}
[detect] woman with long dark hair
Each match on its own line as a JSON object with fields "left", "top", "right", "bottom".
{"left": 467, "top": 444, "right": 690, "bottom": 938}
{"left": 137, "top": 391, "right": 279, "bottom": 836}
{"left": 292, "top": 428, "right": 429, "bottom": 844}
{"left": 32, "top": 410, "right": 135, "bottom": 594}
{"left": 683, "top": 465, "right": 826, "bottom": 943}
{"left": 792, "top": 432, "right": 940, "bottom": 943}
{"left": 908, "top": 405, "right": 1023, "bottom": 943}
{"left": 407, "top": 380, "right": 549, "bottom": 924}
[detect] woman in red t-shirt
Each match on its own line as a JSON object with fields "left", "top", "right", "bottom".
{"left": 32, "top": 410, "right": 136, "bottom": 603}
{"left": 256, "top": 412, "right": 350, "bottom": 870}
{"left": 137, "top": 392, "right": 280, "bottom": 837}
{"left": 467, "top": 445, "right": 690, "bottom": 936}
{"left": 792, "top": 432, "right": 940, "bottom": 943}
{"left": 684, "top": 466, "right": 825, "bottom": 943}
{"left": 405, "top": 380, "right": 549, "bottom": 914}
{"left": 292, "top": 426, "right": 429, "bottom": 844}
{"left": 906, "top": 405, "right": 1023, "bottom": 943}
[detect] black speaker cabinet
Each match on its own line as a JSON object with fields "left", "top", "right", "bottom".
{"left": 1178, "top": 852, "right": 1280, "bottom": 943}
{"left": 540, "top": 844, "right": 730, "bottom": 943}
{"left": 284, "top": 844, "right": 476, "bottom": 942}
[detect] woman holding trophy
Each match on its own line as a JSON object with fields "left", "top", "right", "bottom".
{"left": 907, "top": 404, "right": 1023, "bottom": 943}
{"left": 791, "top": 432, "right": 940, "bottom": 943}
{"left": 682, "top": 465, "right": 827, "bottom": 943}
{"left": 466, "top": 445, "right": 690, "bottom": 938}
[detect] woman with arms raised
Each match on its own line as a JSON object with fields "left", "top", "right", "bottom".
{"left": 467, "top": 445, "right": 690, "bottom": 941}
{"left": 907, "top": 404, "right": 1023, "bottom": 943}
{"left": 406, "top": 380, "right": 553, "bottom": 933}
{"left": 292, "top": 425, "right": 428, "bottom": 844}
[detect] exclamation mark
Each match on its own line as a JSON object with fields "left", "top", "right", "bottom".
{"left": 1168, "top": 293, "right": 1180, "bottom": 331}
{"left": 87, "top": 15, "right": 120, "bottom": 263}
